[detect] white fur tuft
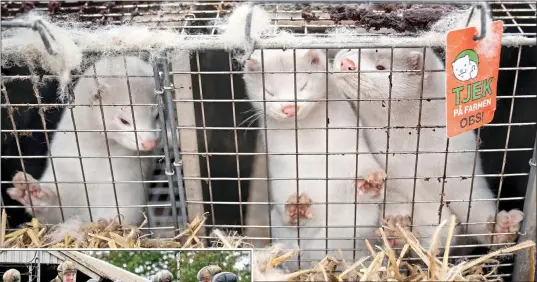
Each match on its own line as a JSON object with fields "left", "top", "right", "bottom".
{"left": 218, "top": 4, "right": 274, "bottom": 46}
{"left": 43, "top": 216, "right": 85, "bottom": 244}
{"left": 1, "top": 12, "right": 83, "bottom": 101}
{"left": 1, "top": 4, "right": 529, "bottom": 68}
{"left": 216, "top": 4, "right": 288, "bottom": 65}
{"left": 252, "top": 243, "right": 291, "bottom": 281}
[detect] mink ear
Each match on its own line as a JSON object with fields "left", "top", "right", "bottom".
{"left": 305, "top": 49, "right": 321, "bottom": 65}
{"left": 245, "top": 58, "right": 260, "bottom": 72}
{"left": 407, "top": 51, "right": 424, "bottom": 71}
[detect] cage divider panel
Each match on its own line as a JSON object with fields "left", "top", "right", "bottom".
{"left": 188, "top": 49, "right": 258, "bottom": 235}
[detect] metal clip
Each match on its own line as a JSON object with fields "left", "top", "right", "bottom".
{"left": 529, "top": 158, "right": 536, "bottom": 167}
{"left": 184, "top": 12, "right": 196, "bottom": 20}
{"left": 1, "top": 18, "right": 59, "bottom": 55}
{"left": 465, "top": 4, "right": 487, "bottom": 42}
{"left": 244, "top": 2, "right": 256, "bottom": 60}
{"left": 66, "top": 86, "right": 76, "bottom": 109}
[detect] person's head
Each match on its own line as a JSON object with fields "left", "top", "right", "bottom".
{"left": 212, "top": 272, "right": 238, "bottom": 282}
{"left": 2, "top": 269, "right": 21, "bottom": 282}
{"left": 57, "top": 261, "right": 77, "bottom": 282}
{"left": 151, "top": 270, "right": 173, "bottom": 282}
{"left": 197, "top": 265, "right": 222, "bottom": 282}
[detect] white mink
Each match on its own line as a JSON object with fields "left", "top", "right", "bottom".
{"left": 7, "top": 55, "right": 162, "bottom": 226}
{"left": 242, "top": 48, "right": 387, "bottom": 270}
{"left": 245, "top": 135, "right": 272, "bottom": 248}
{"left": 332, "top": 47, "right": 524, "bottom": 253}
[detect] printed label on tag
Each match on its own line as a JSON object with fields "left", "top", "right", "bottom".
{"left": 445, "top": 20, "right": 503, "bottom": 138}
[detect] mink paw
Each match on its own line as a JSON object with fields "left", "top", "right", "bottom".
{"left": 6, "top": 171, "right": 47, "bottom": 214}
{"left": 356, "top": 170, "right": 386, "bottom": 198}
{"left": 285, "top": 193, "right": 313, "bottom": 225}
{"left": 488, "top": 209, "right": 524, "bottom": 244}
{"left": 376, "top": 215, "right": 413, "bottom": 248}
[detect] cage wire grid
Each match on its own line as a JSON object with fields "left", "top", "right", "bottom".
{"left": 0, "top": 0, "right": 536, "bottom": 279}
{"left": 0, "top": 2, "right": 239, "bottom": 237}
{"left": 0, "top": 53, "right": 183, "bottom": 234}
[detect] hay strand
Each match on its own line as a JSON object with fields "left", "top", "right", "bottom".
{"left": 441, "top": 215, "right": 457, "bottom": 278}
{"left": 360, "top": 251, "right": 385, "bottom": 281}
{"left": 337, "top": 257, "right": 370, "bottom": 281}
{"left": 460, "top": 240, "right": 535, "bottom": 272}
{"left": 1, "top": 209, "right": 7, "bottom": 245}
{"left": 530, "top": 245, "right": 536, "bottom": 282}
{"left": 366, "top": 238, "right": 378, "bottom": 257}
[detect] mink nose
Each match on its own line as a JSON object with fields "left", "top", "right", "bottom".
{"left": 281, "top": 105, "right": 297, "bottom": 118}
{"left": 141, "top": 139, "right": 157, "bottom": 150}
{"left": 340, "top": 58, "right": 356, "bottom": 71}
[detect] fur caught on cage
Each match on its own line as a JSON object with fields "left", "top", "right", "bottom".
{"left": 2, "top": 3, "right": 532, "bottom": 69}
{"left": 1, "top": 8, "right": 190, "bottom": 89}
{"left": 1, "top": 12, "right": 82, "bottom": 101}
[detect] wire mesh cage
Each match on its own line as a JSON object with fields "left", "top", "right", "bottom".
{"left": 0, "top": 1, "right": 222, "bottom": 237}
{"left": 1, "top": 0, "right": 536, "bottom": 280}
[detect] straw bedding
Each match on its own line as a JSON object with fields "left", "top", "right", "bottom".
{"left": 254, "top": 217, "right": 535, "bottom": 281}
{"left": 2, "top": 209, "right": 534, "bottom": 281}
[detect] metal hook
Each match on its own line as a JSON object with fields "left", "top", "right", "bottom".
{"left": 244, "top": 2, "right": 256, "bottom": 60}
{"left": 466, "top": 4, "right": 487, "bottom": 41}
{"left": 66, "top": 83, "right": 76, "bottom": 108}
{"left": 244, "top": 2, "right": 255, "bottom": 44}
{"left": 32, "top": 19, "right": 58, "bottom": 55}
{"left": 1, "top": 18, "right": 59, "bottom": 55}
{"left": 464, "top": 5, "right": 476, "bottom": 27}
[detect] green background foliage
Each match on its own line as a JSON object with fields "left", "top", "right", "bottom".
{"left": 90, "top": 250, "right": 178, "bottom": 280}
{"left": 179, "top": 251, "right": 251, "bottom": 282}
{"left": 87, "top": 250, "right": 251, "bottom": 282}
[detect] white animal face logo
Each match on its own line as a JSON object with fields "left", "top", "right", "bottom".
{"left": 452, "top": 54, "right": 479, "bottom": 82}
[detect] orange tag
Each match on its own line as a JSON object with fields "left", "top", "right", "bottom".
{"left": 445, "top": 20, "right": 503, "bottom": 138}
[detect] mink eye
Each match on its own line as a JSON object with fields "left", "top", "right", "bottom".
{"left": 119, "top": 118, "right": 130, "bottom": 125}
{"left": 376, "top": 65, "right": 385, "bottom": 70}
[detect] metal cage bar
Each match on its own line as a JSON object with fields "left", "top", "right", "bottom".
{"left": 170, "top": 51, "right": 207, "bottom": 239}
{"left": 152, "top": 56, "right": 181, "bottom": 235}
{"left": 513, "top": 135, "right": 537, "bottom": 280}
